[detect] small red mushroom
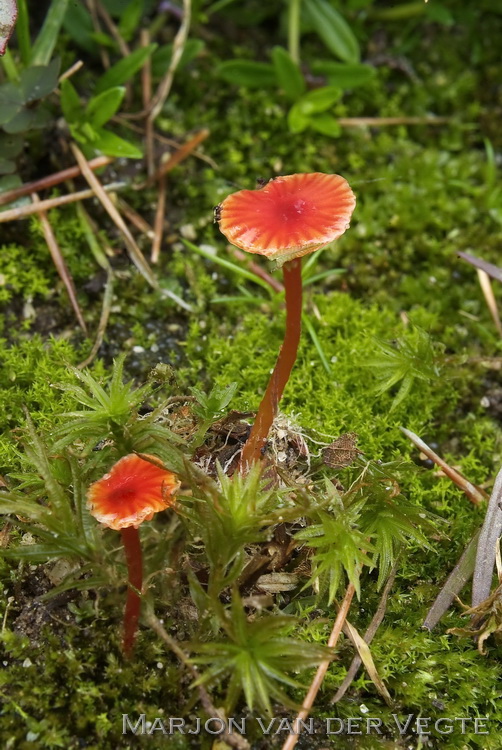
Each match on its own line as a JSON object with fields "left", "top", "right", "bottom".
{"left": 87, "top": 453, "right": 179, "bottom": 656}
{"left": 217, "top": 173, "right": 355, "bottom": 470}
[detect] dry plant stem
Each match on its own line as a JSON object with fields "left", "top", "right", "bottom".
{"left": 71, "top": 143, "right": 157, "bottom": 288}
{"left": 332, "top": 563, "right": 398, "bottom": 703}
{"left": 472, "top": 465, "right": 502, "bottom": 606}
{"left": 0, "top": 183, "right": 125, "bottom": 222}
{"left": 30, "top": 193, "right": 87, "bottom": 333}
{"left": 148, "top": 0, "right": 191, "bottom": 122}
{"left": 121, "top": 526, "right": 143, "bottom": 658}
{"left": 96, "top": 1, "right": 130, "bottom": 56}
{"left": 337, "top": 116, "right": 449, "bottom": 127}
{"left": 239, "top": 258, "right": 302, "bottom": 471}
{"left": 281, "top": 584, "right": 356, "bottom": 750}
{"left": 140, "top": 28, "right": 154, "bottom": 178}
{"left": 0, "top": 155, "right": 112, "bottom": 207}
{"left": 59, "top": 60, "right": 84, "bottom": 82}
{"left": 144, "top": 610, "right": 251, "bottom": 750}
{"left": 477, "top": 269, "right": 502, "bottom": 337}
{"left": 400, "top": 427, "right": 488, "bottom": 505}
{"left": 117, "top": 198, "right": 154, "bottom": 238}
{"left": 148, "top": 129, "right": 210, "bottom": 185}
{"left": 151, "top": 175, "right": 166, "bottom": 263}
{"left": 230, "top": 248, "right": 285, "bottom": 293}
{"left": 86, "top": 0, "right": 109, "bottom": 69}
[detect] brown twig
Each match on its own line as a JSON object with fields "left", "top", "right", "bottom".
{"left": 70, "top": 143, "right": 157, "bottom": 288}
{"left": 96, "top": 0, "right": 130, "bottom": 57}
{"left": 117, "top": 198, "right": 154, "bottom": 238}
{"left": 337, "top": 116, "right": 449, "bottom": 127}
{"left": 86, "top": 0, "right": 109, "bottom": 69}
{"left": 144, "top": 608, "right": 250, "bottom": 750}
{"left": 148, "top": 129, "right": 210, "bottom": 184}
{"left": 0, "top": 156, "right": 113, "bottom": 207}
{"left": 140, "top": 28, "right": 155, "bottom": 178}
{"left": 281, "top": 583, "right": 356, "bottom": 750}
{"left": 59, "top": 60, "right": 84, "bottom": 82}
{"left": 477, "top": 269, "right": 502, "bottom": 338}
{"left": 400, "top": 427, "right": 488, "bottom": 506}
{"left": 230, "top": 248, "right": 284, "bottom": 293}
{"left": 0, "top": 182, "right": 125, "bottom": 222}
{"left": 148, "top": 0, "right": 191, "bottom": 122}
{"left": 332, "top": 563, "right": 398, "bottom": 702}
{"left": 151, "top": 175, "right": 167, "bottom": 263}
{"left": 31, "top": 193, "right": 87, "bottom": 333}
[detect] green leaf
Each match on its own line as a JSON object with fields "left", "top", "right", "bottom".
{"left": 3, "top": 106, "right": 51, "bottom": 134}
{"left": 87, "top": 86, "right": 126, "bottom": 127}
{"left": 60, "top": 79, "right": 83, "bottom": 122}
{"left": 216, "top": 60, "right": 277, "bottom": 89}
{"left": 295, "top": 85, "right": 341, "bottom": 115}
{"left": 118, "top": 0, "right": 144, "bottom": 42}
{"left": 62, "top": 0, "right": 97, "bottom": 54}
{"left": 20, "top": 58, "right": 61, "bottom": 102}
{"left": 271, "top": 46, "right": 305, "bottom": 100}
{"left": 0, "top": 83, "right": 24, "bottom": 125}
{"left": 95, "top": 43, "right": 158, "bottom": 94}
{"left": 91, "top": 128, "right": 143, "bottom": 158}
{"left": 287, "top": 102, "right": 310, "bottom": 133}
{"left": 31, "top": 0, "right": 70, "bottom": 65}
{"left": 310, "top": 61, "right": 375, "bottom": 88}
{"left": 304, "top": 0, "right": 360, "bottom": 63}
{"left": 309, "top": 112, "right": 341, "bottom": 137}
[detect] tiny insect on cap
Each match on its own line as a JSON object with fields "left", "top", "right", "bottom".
{"left": 216, "top": 172, "right": 356, "bottom": 265}
{"left": 87, "top": 453, "right": 180, "bottom": 531}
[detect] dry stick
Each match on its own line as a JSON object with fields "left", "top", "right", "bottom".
{"left": 281, "top": 584, "right": 356, "bottom": 750}
{"left": 477, "top": 268, "right": 502, "bottom": 337}
{"left": 117, "top": 197, "right": 154, "bottom": 238}
{"left": 337, "top": 116, "right": 449, "bottom": 127}
{"left": 30, "top": 193, "right": 87, "bottom": 333}
{"left": 96, "top": 0, "right": 130, "bottom": 57}
{"left": 148, "top": 129, "right": 210, "bottom": 185}
{"left": 0, "top": 155, "right": 113, "bottom": 207}
{"left": 400, "top": 427, "right": 488, "bottom": 506}
{"left": 70, "top": 143, "right": 157, "bottom": 288}
{"left": 148, "top": 0, "right": 191, "bottom": 122}
{"left": 78, "top": 269, "right": 114, "bottom": 369}
{"left": 86, "top": 0, "right": 109, "bottom": 69}
{"left": 144, "top": 609, "right": 251, "bottom": 750}
{"left": 59, "top": 60, "right": 84, "bottom": 82}
{"left": 151, "top": 175, "right": 167, "bottom": 263}
{"left": 140, "top": 28, "right": 155, "bottom": 178}
{"left": 238, "top": 258, "right": 302, "bottom": 471}
{"left": 0, "top": 183, "right": 125, "bottom": 222}
{"left": 332, "top": 563, "right": 398, "bottom": 703}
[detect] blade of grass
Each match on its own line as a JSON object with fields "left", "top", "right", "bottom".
{"left": 15, "top": 0, "right": 31, "bottom": 64}
{"left": 342, "top": 619, "right": 392, "bottom": 705}
{"left": 183, "top": 239, "right": 273, "bottom": 293}
{"left": 302, "top": 313, "right": 332, "bottom": 375}
{"left": 30, "top": 0, "right": 70, "bottom": 65}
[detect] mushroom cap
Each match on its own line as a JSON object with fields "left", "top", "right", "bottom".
{"left": 217, "top": 172, "right": 356, "bottom": 264}
{"left": 87, "top": 453, "right": 180, "bottom": 530}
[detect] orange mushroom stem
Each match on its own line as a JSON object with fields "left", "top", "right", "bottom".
{"left": 217, "top": 173, "right": 356, "bottom": 472}
{"left": 87, "top": 453, "right": 180, "bottom": 657}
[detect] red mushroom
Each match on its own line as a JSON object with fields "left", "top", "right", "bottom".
{"left": 87, "top": 453, "right": 179, "bottom": 656}
{"left": 217, "top": 172, "right": 355, "bottom": 470}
